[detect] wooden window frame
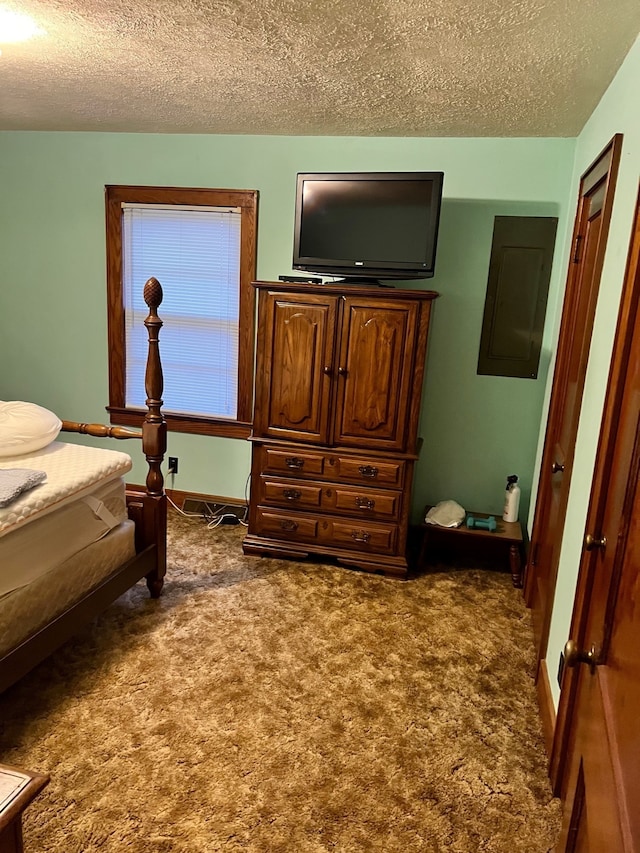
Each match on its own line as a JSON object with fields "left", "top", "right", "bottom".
{"left": 105, "top": 185, "right": 258, "bottom": 439}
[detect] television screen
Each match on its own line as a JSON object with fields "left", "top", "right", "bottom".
{"left": 292, "top": 171, "right": 444, "bottom": 281}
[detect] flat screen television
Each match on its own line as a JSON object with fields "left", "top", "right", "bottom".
{"left": 292, "top": 171, "right": 444, "bottom": 282}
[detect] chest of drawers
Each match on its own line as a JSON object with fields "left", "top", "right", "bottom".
{"left": 246, "top": 442, "right": 414, "bottom": 576}
{"left": 242, "top": 282, "right": 437, "bottom": 578}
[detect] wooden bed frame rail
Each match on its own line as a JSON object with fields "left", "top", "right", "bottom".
{"left": 0, "top": 277, "right": 168, "bottom": 695}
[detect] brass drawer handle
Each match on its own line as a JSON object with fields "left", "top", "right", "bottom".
{"left": 351, "top": 531, "right": 371, "bottom": 543}
{"left": 358, "top": 465, "right": 379, "bottom": 479}
{"left": 355, "top": 497, "right": 375, "bottom": 510}
{"left": 283, "top": 489, "right": 302, "bottom": 501}
{"left": 280, "top": 519, "right": 298, "bottom": 532}
{"left": 285, "top": 457, "right": 304, "bottom": 469}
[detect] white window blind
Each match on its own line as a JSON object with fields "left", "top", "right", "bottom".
{"left": 122, "top": 204, "right": 242, "bottom": 419}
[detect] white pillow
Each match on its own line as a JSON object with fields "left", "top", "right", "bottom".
{"left": 0, "top": 401, "right": 62, "bottom": 458}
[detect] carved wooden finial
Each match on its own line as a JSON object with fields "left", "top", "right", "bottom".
{"left": 140, "top": 278, "right": 166, "bottom": 498}
{"left": 143, "top": 276, "right": 163, "bottom": 312}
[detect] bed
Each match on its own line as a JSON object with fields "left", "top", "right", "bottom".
{"left": 0, "top": 277, "right": 167, "bottom": 695}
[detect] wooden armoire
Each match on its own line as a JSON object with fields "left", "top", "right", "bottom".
{"left": 242, "top": 280, "right": 438, "bottom": 577}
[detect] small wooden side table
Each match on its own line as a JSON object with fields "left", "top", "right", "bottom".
{"left": 418, "top": 508, "right": 524, "bottom": 587}
{"left": 0, "top": 765, "right": 49, "bottom": 853}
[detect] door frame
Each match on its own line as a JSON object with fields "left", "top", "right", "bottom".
{"left": 523, "top": 134, "right": 623, "bottom": 664}
{"left": 550, "top": 183, "right": 640, "bottom": 797}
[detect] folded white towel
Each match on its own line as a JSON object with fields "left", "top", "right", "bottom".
{"left": 424, "top": 500, "right": 466, "bottom": 528}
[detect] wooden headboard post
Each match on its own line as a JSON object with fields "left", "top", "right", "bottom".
{"left": 0, "top": 279, "right": 171, "bottom": 694}
{"left": 141, "top": 276, "right": 167, "bottom": 496}
{"left": 60, "top": 277, "right": 169, "bottom": 597}
{"left": 141, "top": 277, "right": 167, "bottom": 596}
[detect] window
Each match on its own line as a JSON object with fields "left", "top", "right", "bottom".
{"left": 106, "top": 186, "right": 258, "bottom": 438}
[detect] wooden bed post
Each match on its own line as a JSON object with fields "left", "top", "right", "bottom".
{"left": 141, "top": 277, "right": 167, "bottom": 597}
{"left": 0, "top": 278, "right": 171, "bottom": 694}
{"left": 62, "top": 277, "right": 168, "bottom": 596}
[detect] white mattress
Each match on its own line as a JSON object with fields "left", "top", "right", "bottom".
{"left": 0, "top": 477, "right": 129, "bottom": 597}
{"left": 0, "top": 520, "right": 136, "bottom": 657}
{"left": 0, "top": 441, "right": 132, "bottom": 537}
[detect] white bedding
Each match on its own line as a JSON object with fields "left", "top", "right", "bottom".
{"left": 0, "top": 441, "right": 132, "bottom": 537}
{"left": 0, "top": 477, "right": 128, "bottom": 597}
{"left": 0, "top": 440, "right": 138, "bottom": 659}
{"left": 0, "top": 520, "right": 136, "bottom": 657}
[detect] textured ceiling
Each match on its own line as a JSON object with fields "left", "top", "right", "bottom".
{"left": 1, "top": 0, "right": 639, "bottom": 136}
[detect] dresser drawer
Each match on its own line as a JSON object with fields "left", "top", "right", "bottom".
{"left": 259, "top": 476, "right": 401, "bottom": 520}
{"left": 323, "top": 484, "right": 400, "bottom": 519}
{"left": 261, "top": 447, "right": 325, "bottom": 477}
{"left": 328, "top": 456, "right": 405, "bottom": 487}
{"left": 261, "top": 478, "right": 322, "bottom": 509}
{"left": 327, "top": 519, "right": 397, "bottom": 554}
{"left": 254, "top": 508, "right": 319, "bottom": 542}
{"left": 252, "top": 507, "right": 397, "bottom": 555}
{"left": 258, "top": 445, "right": 405, "bottom": 487}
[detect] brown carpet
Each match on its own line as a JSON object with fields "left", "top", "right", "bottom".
{"left": 0, "top": 510, "right": 561, "bottom": 852}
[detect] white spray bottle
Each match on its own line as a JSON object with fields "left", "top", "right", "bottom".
{"left": 503, "top": 475, "right": 520, "bottom": 523}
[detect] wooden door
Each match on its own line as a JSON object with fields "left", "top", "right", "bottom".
{"left": 553, "top": 187, "right": 640, "bottom": 851}
{"left": 253, "top": 290, "right": 338, "bottom": 444}
{"left": 524, "top": 135, "right": 622, "bottom": 664}
{"left": 333, "top": 296, "right": 419, "bottom": 452}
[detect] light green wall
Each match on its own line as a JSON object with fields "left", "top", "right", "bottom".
{"left": 545, "top": 35, "right": 640, "bottom": 708}
{"left": 0, "top": 133, "right": 573, "bottom": 520}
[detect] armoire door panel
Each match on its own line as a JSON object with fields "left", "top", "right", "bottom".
{"left": 255, "top": 293, "right": 337, "bottom": 444}
{"left": 335, "top": 300, "right": 418, "bottom": 450}
{"left": 348, "top": 314, "right": 395, "bottom": 430}
{"left": 272, "top": 310, "right": 320, "bottom": 424}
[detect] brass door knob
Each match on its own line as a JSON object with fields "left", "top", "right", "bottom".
{"left": 551, "top": 461, "right": 565, "bottom": 473}
{"left": 584, "top": 533, "right": 607, "bottom": 551}
{"left": 564, "top": 639, "right": 599, "bottom": 669}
